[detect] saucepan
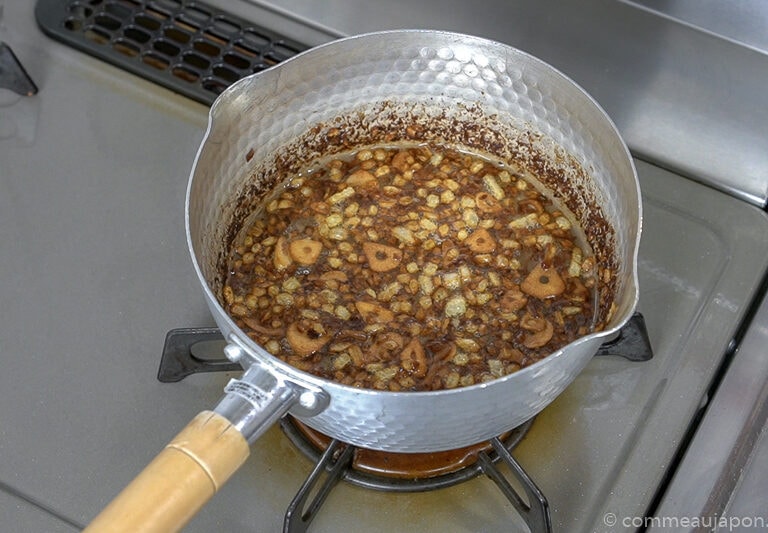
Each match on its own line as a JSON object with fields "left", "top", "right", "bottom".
{"left": 85, "top": 30, "right": 640, "bottom": 532}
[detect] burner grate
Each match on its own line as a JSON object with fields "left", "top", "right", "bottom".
{"left": 280, "top": 416, "right": 536, "bottom": 491}
{"left": 280, "top": 417, "right": 550, "bottom": 533}
{"left": 35, "top": 0, "right": 309, "bottom": 104}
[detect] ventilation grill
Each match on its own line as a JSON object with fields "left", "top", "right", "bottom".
{"left": 36, "top": 0, "right": 309, "bottom": 104}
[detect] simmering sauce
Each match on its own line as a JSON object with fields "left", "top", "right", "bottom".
{"left": 224, "top": 143, "right": 597, "bottom": 391}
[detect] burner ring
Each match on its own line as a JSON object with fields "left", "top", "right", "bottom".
{"left": 280, "top": 416, "right": 535, "bottom": 492}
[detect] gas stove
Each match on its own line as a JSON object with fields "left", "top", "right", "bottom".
{"left": 2, "top": 1, "right": 768, "bottom": 532}
{"left": 155, "top": 316, "right": 651, "bottom": 532}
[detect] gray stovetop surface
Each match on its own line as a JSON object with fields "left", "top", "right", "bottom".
{"left": 2, "top": 1, "right": 768, "bottom": 532}
{"left": 254, "top": 0, "right": 768, "bottom": 207}
{"left": 623, "top": 0, "right": 768, "bottom": 55}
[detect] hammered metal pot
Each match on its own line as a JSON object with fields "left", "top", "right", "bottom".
{"left": 86, "top": 30, "right": 641, "bottom": 532}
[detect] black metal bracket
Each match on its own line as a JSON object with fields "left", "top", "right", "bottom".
{"left": 157, "top": 327, "right": 239, "bottom": 382}
{"left": 595, "top": 312, "right": 652, "bottom": 361}
{"left": 477, "top": 438, "right": 552, "bottom": 533}
{"left": 0, "top": 42, "right": 38, "bottom": 96}
{"left": 283, "top": 439, "right": 355, "bottom": 533}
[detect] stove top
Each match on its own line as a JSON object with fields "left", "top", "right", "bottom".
{"left": 2, "top": 1, "right": 768, "bottom": 531}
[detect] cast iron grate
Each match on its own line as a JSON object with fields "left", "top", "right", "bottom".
{"left": 280, "top": 417, "right": 550, "bottom": 533}
{"left": 35, "top": 0, "right": 309, "bottom": 104}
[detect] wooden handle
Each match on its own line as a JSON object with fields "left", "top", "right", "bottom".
{"left": 84, "top": 411, "right": 250, "bottom": 533}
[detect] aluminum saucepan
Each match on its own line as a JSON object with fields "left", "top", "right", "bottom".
{"left": 85, "top": 30, "right": 640, "bottom": 532}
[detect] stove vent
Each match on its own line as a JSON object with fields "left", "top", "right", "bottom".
{"left": 35, "top": 0, "right": 309, "bottom": 104}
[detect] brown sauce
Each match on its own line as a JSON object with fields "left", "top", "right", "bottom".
{"left": 224, "top": 143, "right": 597, "bottom": 391}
